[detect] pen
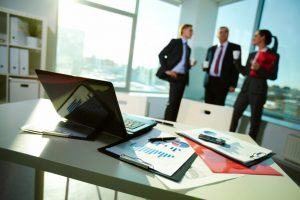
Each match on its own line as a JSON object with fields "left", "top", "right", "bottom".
{"left": 198, "top": 134, "right": 226, "bottom": 146}
{"left": 149, "top": 137, "right": 177, "bottom": 142}
{"left": 155, "top": 120, "right": 174, "bottom": 127}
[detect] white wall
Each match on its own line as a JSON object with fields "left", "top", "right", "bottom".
{"left": 0, "top": 0, "right": 58, "bottom": 70}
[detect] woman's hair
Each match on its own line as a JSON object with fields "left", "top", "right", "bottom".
{"left": 179, "top": 24, "right": 193, "bottom": 36}
{"left": 258, "top": 29, "right": 278, "bottom": 53}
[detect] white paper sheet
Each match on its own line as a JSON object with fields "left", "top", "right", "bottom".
{"left": 157, "top": 157, "right": 243, "bottom": 190}
{"left": 177, "top": 128, "right": 272, "bottom": 165}
{"left": 106, "top": 130, "right": 195, "bottom": 176}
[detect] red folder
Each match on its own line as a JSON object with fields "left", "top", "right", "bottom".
{"left": 186, "top": 138, "right": 282, "bottom": 176}
{"left": 250, "top": 51, "right": 277, "bottom": 77}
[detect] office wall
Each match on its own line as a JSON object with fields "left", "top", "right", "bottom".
{"left": 0, "top": 0, "right": 58, "bottom": 70}
{"left": 180, "top": 0, "right": 218, "bottom": 101}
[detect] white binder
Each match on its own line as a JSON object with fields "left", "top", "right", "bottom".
{"left": 19, "top": 49, "right": 29, "bottom": 75}
{"left": 10, "top": 47, "right": 19, "bottom": 75}
{"left": 0, "top": 46, "right": 8, "bottom": 74}
{"left": 10, "top": 17, "right": 27, "bottom": 46}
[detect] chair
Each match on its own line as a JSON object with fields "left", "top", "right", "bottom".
{"left": 177, "top": 98, "right": 234, "bottom": 131}
{"left": 116, "top": 92, "right": 148, "bottom": 116}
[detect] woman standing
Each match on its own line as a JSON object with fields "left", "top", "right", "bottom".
{"left": 229, "top": 29, "right": 279, "bottom": 140}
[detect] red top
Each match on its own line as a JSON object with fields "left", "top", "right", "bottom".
{"left": 250, "top": 51, "right": 277, "bottom": 77}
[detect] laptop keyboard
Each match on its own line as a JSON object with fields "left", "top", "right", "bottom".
{"left": 124, "top": 118, "right": 145, "bottom": 130}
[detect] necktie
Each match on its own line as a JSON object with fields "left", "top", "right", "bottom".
{"left": 214, "top": 45, "right": 223, "bottom": 75}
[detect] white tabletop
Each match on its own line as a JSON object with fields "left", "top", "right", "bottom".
{"left": 0, "top": 99, "right": 299, "bottom": 200}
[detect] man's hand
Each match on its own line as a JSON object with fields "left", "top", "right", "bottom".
{"left": 165, "top": 70, "right": 177, "bottom": 78}
{"left": 190, "top": 59, "right": 197, "bottom": 67}
{"left": 251, "top": 62, "right": 260, "bottom": 71}
{"left": 229, "top": 86, "right": 235, "bottom": 92}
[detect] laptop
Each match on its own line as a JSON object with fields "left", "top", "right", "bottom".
{"left": 31, "top": 69, "right": 157, "bottom": 140}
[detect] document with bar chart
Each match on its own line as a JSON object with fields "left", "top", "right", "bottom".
{"left": 105, "top": 130, "right": 195, "bottom": 176}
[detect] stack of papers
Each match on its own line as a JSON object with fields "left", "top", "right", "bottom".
{"left": 177, "top": 128, "right": 273, "bottom": 167}
{"left": 156, "top": 157, "right": 243, "bottom": 190}
{"left": 186, "top": 138, "right": 281, "bottom": 176}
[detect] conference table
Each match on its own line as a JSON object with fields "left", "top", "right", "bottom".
{"left": 0, "top": 99, "right": 299, "bottom": 200}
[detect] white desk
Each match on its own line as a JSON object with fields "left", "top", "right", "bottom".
{"left": 0, "top": 99, "right": 299, "bottom": 200}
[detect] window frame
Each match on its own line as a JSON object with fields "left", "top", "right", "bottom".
{"left": 59, "top": 0, "right": 179, "bottom": 93}
{"left": 218, "top": 0, "right": 300, "bottom": 127}
{"left": 74, "top": 0, "right": 139, "bottom": 92}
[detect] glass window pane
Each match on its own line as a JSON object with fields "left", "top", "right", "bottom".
{"left": 260, "top": 0, "right": 300, "bottom": 124}
{"left": 214, "top": 0, "right": 258, "bottom": 65}
{"left": 56, "top": 0, "right": 132, "bottom": 88}
{"left": 130, "top": 0, "right": 181, "bottom": 92}
{"left": 213, "top": 0, "right": 259, "bottom": 105}
{"left": 86, "top": 0, "right": 136, "bottom": 13}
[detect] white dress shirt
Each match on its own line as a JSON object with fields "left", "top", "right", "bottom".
{"left": 172, "top": 38, "right": 188, "bottom": 74}
{"left": 209, "top": 41, "right": 229, "bottom": 77}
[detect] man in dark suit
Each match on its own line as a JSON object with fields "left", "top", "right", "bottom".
{"left": 156, "top": 24, "right": 196, "bottom": 121}
{"left": 203, "top": 26, "right": 241, "bottom": 106}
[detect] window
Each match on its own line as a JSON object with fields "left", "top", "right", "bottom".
{"left": 56, "top": 0, "right": 133, "bottom": 88}
{"left": 213, "top": 0, "right": 259, "bottom": 106}
{"left": 213, "top": 0, "right": 258, "bottom": 105}
{"left": 260, "top": 0, "right": 300, "bottom": 124}
{"left": 130, "top": 0, "right": 181, "bottom": 93}
{"left": 56, "top": 0, "right": 181, "bottom": 92}
{"left": 87, "top": 0, "right": 136, "bottom": 13}
{"left": 213, "top": 0, "right": 300, "bottom": 125}
{"left": 213, "top": 0, "right": 259, "bottom": 66}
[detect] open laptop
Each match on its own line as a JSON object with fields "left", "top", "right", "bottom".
{"left": 31, "top": 69, "right": 157, "bottom": 140}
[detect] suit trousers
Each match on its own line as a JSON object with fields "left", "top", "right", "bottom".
{"left": 229, "top": 91, "right": 266, "bottom": 140}
{"left": 164, "top": 74, "right": 187, "bottom": 122}
{"left": 204, "top": 76, "right": 229, "bottom": 106}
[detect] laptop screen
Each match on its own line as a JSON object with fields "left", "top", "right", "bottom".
{"left": 35, "top": 69, "right": 127, "bottom": 138}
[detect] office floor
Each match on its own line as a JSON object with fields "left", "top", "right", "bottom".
{"left": 0, "top": 160, "right": 145, "bottom": 200}
{"left": 274, "top": 159, "right": 300, "bottom": 187}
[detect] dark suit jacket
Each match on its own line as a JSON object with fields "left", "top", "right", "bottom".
{"left": 235, "top": 49, "right": 279, "bottom": 95}
{"left": 204, "top": 42, "right": 241, "bottom": 88}
{"left": 156, "top": 38, "right": 191, "bottom": 84}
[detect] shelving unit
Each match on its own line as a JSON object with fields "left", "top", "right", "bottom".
{"left": 0, "top": 7, "right": 47, "bottom": 103}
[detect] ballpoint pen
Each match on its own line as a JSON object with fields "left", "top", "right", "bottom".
{"left": 155, "top": 120, "right": 174, "bottom": 127}
{"left": 148, "top": 137, "right": 177, "bottom": 142}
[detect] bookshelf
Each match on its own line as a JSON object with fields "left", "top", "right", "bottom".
{"left": 0, "top": 7, "right": 47, "bottom": 103}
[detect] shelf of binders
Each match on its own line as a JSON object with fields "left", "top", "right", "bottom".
{"left": 9, "top": 43, "right": 42, "bottom": 51}
{"left": 0, "top": 7, "right": 47, "bottom": 103}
